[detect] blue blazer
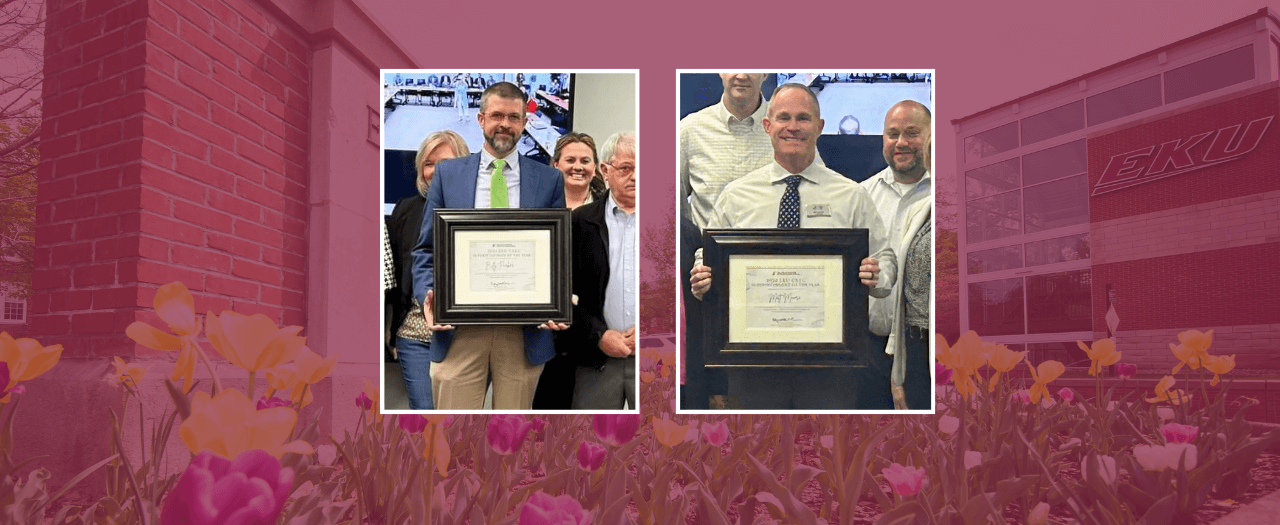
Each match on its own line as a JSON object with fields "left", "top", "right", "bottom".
{"left": 410, "top": 152, "right": 566, "bottom": 365}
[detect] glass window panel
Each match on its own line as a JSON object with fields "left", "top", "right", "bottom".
{"left": 1087, "top": 76, "right": 1162, "bottom": 126}
{"left": 1021, "top": 101, "right": 1085, "bottom": 146}
{"left": 1022, "top": 140, "right": 1087, "bottom": 186}
{"left": 965, "top": 158, "right": 1020, "bottom": 201}
{"left": 968, "top": 277, "right": 1025, "bottom": 336}
{"left": 1024, "top": 175, "right": 1088, "bottom": 234}
{"left": 967, "top": 245, "right": 1022, "bottom": 275}
{"left": 964, "top": 122, "right": 1019, "bottom": 163}
{"left": 1025, "top": 233, "right": 1090, "bottom": 266}
{"left": 1028, "top": 341, "right": 1089, "bottom": 369}
{"left": 1165, "top": 45, "right": 1255, "bottom": 104}
{"left": 966, "top": 191, "right": 1021, "bottom": 243}
{"left": 3, "top": 301, "right": 21, "bottom": 321}
{"left": 1026, "top": 270, "right": 1092, "bottom": 334}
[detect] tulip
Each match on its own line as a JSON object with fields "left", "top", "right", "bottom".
{"left": 963, "top": 451, "right": 982, "bottom": 470}
{"left": 0, "top": 363, "right": 22, "bottom": 397}
{"left": 652, "top": 417, "right": 690, "bottom": 448}
{"left": 531, "top": 417, "right": 547, "bottom": 434}
{"left": 125, "top": 282, "right": 200, "bottom": 392}
{"left": 519, "top": 491, "right": 589, "bottom": 525}
{"left": 1077, "top": 338, "right": 1120, "bottom": 377}
{"left": 1133, "top": 443, "right": 1197, "bottom": 471}
{"left": 1145, "top": 375, "right": 1192, "bottom": 405}
{"left": 160, "top": 450, "right": 292, "bottom": 525}
{"left": 1157, "top": 406, "right": 1175, "bottom": 420}
{"left": 820, "top": 435, "right": 834, "bottom": 449}
{"left": 937, "top": 416, "right": 959, "bottom": 434}
{"left": 593, "top": 415, "right": 640, "bottom": 447}
{"left": 487, "top": 415, "right": 535, "bottom": 455}
{"left": 205, "top": 311, "right": 305, "bottom": 372}
{"left": 358, "top": 377, "right": 382, "bottom": 423}
{"left": 1170, "top": 329, "right": 1213, "bottom": 374}
{"left": 180, "top": 388, "right": 312, "bottom": 459}
{"left": 576, "top": 441, "right": 605, "bottom": 472}
{"left": 398, "top": 414, "right": 428, "bottom": 434}
{"left": 1059, "top": 438, "right": 1082, "bottom": 451}
{"left": 110, "top": 356, "right": 151, "bottom": 388}
{"left": 936, "top": 332, "right": 987, "bottom": 399}
{"left": 315, "top": 444, "right": 337, "bottom": 466}
{"left": 1115, "top": 362, "right": 1137, "bottom": 379}
{"left": 881, "top": 463, "right": 926, "bottom": 497}
{"left": 1161, "top": 422, "right": 1199, "bottom": 444}
{"left": 0, "top": 333, "right": 62, "bottom": 401}
{"left": 354, "top": 391, "right": 372, "bottom": 411}
{"left": 1057, "top": 387, "right": 1075, "bottom": 404}
{"left": 985, "top": 343, "right": 1027, "bottom": 391}
{"left": 255, "top": 397, "right": 290, "bottom": 410}
{"left": 1026, "top": 360, "right": 1065, "bottom": 404}
{"left": 292, "top": 346, "right": 338, "bottom": 385}
{"left": 1081, "top": 454, "right": 1117, "bottom": 485}
{"left": 1012, "top": 389, "right": 1032, "bottom": 404}
{"left": 640, "top": 370, "right": 656, "bottom": 384}
{"left": 264, "top": 364, "right": 313, "bottom": 408}
{"left": 702, "top": 420, "right": 730, "bottom": 446}
{"left": 1203, "top": 354, "right": 1235, "bottom": 386}
{"left": 935, "top": 363, "right": 953, "bottom": 385}
{"left": 1028, "top": 502, "right": 1050, "bottom": 525}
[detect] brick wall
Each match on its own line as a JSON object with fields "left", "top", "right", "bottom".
{"left": 1090, "top": 323, "right": 1280, "bottom": 371}
{"left": 36, "top": 0, "right": 310, "bottom": 357}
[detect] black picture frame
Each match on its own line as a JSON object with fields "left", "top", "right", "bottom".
{"left": 433, "top": 208, "right": 572, "bottom": 325}
{"left": 702, "top": 228, "right": 869, "bottom": 367}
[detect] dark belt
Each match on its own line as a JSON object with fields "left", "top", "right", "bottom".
{"left": 907, "top": 325, "right": 930, "bottom": 341}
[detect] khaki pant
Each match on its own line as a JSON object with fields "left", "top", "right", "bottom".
{"left": 430, "top": 326, "right": 543, "bottom": 410}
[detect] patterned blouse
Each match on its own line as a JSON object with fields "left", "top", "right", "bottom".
{"left": 903, "top": 218, "right": 931, "bottom": 329}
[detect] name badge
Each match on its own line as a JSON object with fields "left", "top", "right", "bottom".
{"left": 806, "top": 204, "right": 831, "bottom": 218}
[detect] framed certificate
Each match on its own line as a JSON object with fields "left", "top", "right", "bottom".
{"left": 702, "top": 229, "right": 868, "bottom": 367}
{"left": 432, "top": 209, "right": 572, "bottom": 325}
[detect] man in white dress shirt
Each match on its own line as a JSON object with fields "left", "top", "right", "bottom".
{"left": 690, "top": 84, "right": 896, "bottom": 409}
{"left": 858, "top": 100, "right": 932, "bottom": 409}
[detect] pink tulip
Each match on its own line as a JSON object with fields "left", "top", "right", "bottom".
{"left": 1116, "top": 363, "right": 1137, "bottom": 379}
{"left": 935, "top": 363, "right": 953, "bottom": 385}
{"left": 398, "top": 414, "right": 428, "bottom": 434}
{"left": 881, "top": 463, "right": 926, "bottom": 497}
{"left": 488, "top": 415, "right": 535, "bottom": 455}
{"left": 255, "top": 396, "right": 290, "bottom": 410}
{"left": 531, "top": 416, "right": 547, "bottom": 433}
{"left": 820, "top": 435, "right": 834, "bottom": 449}
{"left": 160, "top": 450, "right": 292, "bottom": 525}
{"left": 354, "top": 391, "right": 372, "bottom": 410}
{"left": 519, "top": 491, "right": 589, "bottom": 525}
{"left": 1057, "top": 387, "right": 1074, "bottom": 404}
{"left": 702, "top": 420, "right": 730, "bottom": 446}
{"left": 1160, "top": 422, "right": 1199, "bottom": 444}
{"left": 1012, "top": 389, "right": 1032, "bottom": 404}
{"left": 592, "top": 415, "right": 640, "bottom": 447}
{"left": 1081, "top": 454, "right": 1117, "bottom": 484}
{"left": 576, "top": 441, "right": 605, "bottom": 472}
{"left": 1133, "top": 443, "right": 1198, "bottom": 471}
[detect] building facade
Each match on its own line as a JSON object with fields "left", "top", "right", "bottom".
{"left": 954, "top": 8, "right": 1280, "bottom": 372}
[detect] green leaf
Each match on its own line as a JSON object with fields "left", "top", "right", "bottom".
{"left": 1135, "top": 493, "right": 1175, "bottom": 525}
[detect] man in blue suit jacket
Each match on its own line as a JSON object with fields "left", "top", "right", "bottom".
{"left": 411, "top": 82, "right": 567, "bottom": 410}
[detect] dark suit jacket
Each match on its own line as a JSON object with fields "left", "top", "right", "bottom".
{"left": 561, "top": 194, "right": 615, "bottom": 370}
{"left": 387, "top": 194, "right": 426, "bottom": 338}
{"left": 410, "top": 152, "right": 566, "bottom": 365}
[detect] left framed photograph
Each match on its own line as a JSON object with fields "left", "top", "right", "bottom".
{"left": 433, "top": 209, "right": 572, "bottom": 325}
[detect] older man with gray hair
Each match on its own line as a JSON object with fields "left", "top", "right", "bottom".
{"left": 565, "top": 131, "right": 638, "bottom": 409}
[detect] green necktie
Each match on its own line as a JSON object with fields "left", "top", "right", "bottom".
{"left": 491, "top": 159, "right": 508, "bottom": 208}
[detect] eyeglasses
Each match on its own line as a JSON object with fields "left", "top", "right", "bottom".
{"left": 604, "top": 163, "right": 635, "bottom": 176}
{"left": 484, "top": 112, "right": 525, "bottom": 124}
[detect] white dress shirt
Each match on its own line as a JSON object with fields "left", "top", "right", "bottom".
{"left": 860, "top": 167, "right": 931, "bottom": 335}
{"left": 603, "top": 194, "right": 636, "bottom": 331}
{"left": 679, "top": 96, "right": 774, "bottom": 229}
{"left": 709, "top": 160, "right": 896, "bottom": 299}
{"left": 475, "top": 148, "right": 522, "bottom": 208}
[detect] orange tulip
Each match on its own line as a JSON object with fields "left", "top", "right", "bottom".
{"left": 110, "top": 357, "right": 151, "bottom": 388}
{"left": 125, "top": 282, "right": 202, "bottom": 392}
{"left": 1203, "top": 354, "right": 1235, "bottom": 386}
{"left": 652, "top": 417, "right": 690, "bottom": 448}
{"left": 360, "top": 377, "right": 383, "bottom": 423}
{"left": 1170, "top": 329, "right": 1213, "bottom": 374}
{"left": 1145, "top": 375, "right": 1192, "bottom": 405}
{"left": 1077, "top": 338, "right": 1121, "bottom": 377}
{"left": 1026, "top": 360, "right": 1065, "bottom": 404}
{"left": 180, "top": 388, "right": 313, "bottom": 459}
{"left": 205, "top": 311, "right": 305, "bottom": 372}
{"left": 640, "top": 370, "right": 656, "bottom": 384}
{"left": 0, "top": 333, "right": 63, "bottom": 401}
{"left": 985, "top": 343, "right": 1027, "bottom": 391}
{"left": 937, "top": 332, "right": 988, "bottom": 399}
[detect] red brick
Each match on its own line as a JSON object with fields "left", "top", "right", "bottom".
{"left": 239, "top": 58, "right": 285, "bottom": 102}
{"left": 79, "top": 122, "right": 122, "bottom": 149}
{"left": 97, "top": 139, "right": 143, "bottom": 167}
{"left": 64, "top": 18, "right": 105, "bottom": 46}
{"left": 140, "top": 138, "right": 174, "bottom": 167}
{"left": 234, "top": 218, "right": 283, "bottom": 246}
{"left": 54, "top": 195, "right": 97, "bottom": 221}
{"left": 235, "top": 179, "right": 282, "bottom": 208}
{"left": 261, "top": 132, "right": 285, "bottom": 158}
{"left": 50, "top": 290, "right": 92, "bottom": 311}
{"left": 135, "top": 212, "right": 204, "bottom": 245}
{"left": 283, "top": 143, "right": 306, "bottom": 168}
{"left": 35, "top": 202, "right": 51, "bottom": 224}
{"left": 260, "top": 207, "right": 282, "bottom": 229}
{"left": 231, "top": 301, "right": 281, "bottom": 320}
{"left": 280, "top": 251, "right": 305, "bottom": 272}
{"left": 210, "top": 148, "right": 263, "bottom": 183}
{"left": 160, "top": 0, "right": 211, "bottom": 33}
{"left": 282, "top": 308, "right": 303, "bottom": 327}
{"left": 182, "top": 19, "right": 236, "bottom": 69}
{"left": 174, "top": 203, "right": 233, "bottom": 233}
{"left": 30, "top": 314, "right": 70, "bottom": 335}
{"left": 150, "top": 121, "right": 208, "bottom": 160}
{"left": 232, "top": 258, "right": 280, "bottom": 284}
{"left": 80, "top": 77, "right": 126, "bottom": 107}
{"left": 34, "top": 223, "right": 74, "bottom": 245}
{"left": 73, "top": 263, "right": 115, "bottom": 286}
{"left": 142, "top": 42, "right": 177, "bottom": 78}
{"left": 46, "top": 47, "right": 82, "bottom": 77}
{"left": 208, "top": 189, "right": 260, "bottom": 221}
{"left": 171, "top": 245, "right": 230, "bottom": 274}
{"left": 100, "top": 92, "right": 145, "bottom": 122}
{"left": 28, "top": 293, "right": 49, "bottom": 315}
{"left": 226, "top": 0, "right": 267, "bottom": 30}
{"left": 263, "top": 41, "right": 286, "bottom": 65}
{"left": 101, "top": 43, "right": 145, "bottom": 78}
{"left": 282, "top": 106, "right": 306, "bottom": 133}
{"left": 143, "top": 69, "right": 209, "bottom": 116}
{"left": 82, "top": 28, "right": 129, "bottom": 64}
{"left": 213, "top": 62, "right": 263, "bottom": 107}
{"left": 236, "top": 137, "right": 283, "bottom": 174}
{"left": 72, "top": 311, "right": 116, "bottom": 333}
{"left": 176, "top": 109, "right": 234, "bottom": 151}
{"left": 177, "top": 63, "right": 235, "bottom": 110}
{"left": 208, "top": 232, "right": 258, "bottom": 259}
{"left": 146, "top": 20, "right": 210, "bottom": 74}
{"left": 57, "top": 107, "right": 101, "bottom": 135}
{"left": 271, "top": 25, "right": 307, "bottom": 60}
{"left": 210, "top": 104, "right": 263, "bottom": 142}
{"left": 284, "top": 162, "right": 306, "bottom": 184}
{"left": 118, "top": 260, "right": 206, "bottom": 289}
{"left": 32, "top": 268, "right": 71, "bottom": 290}
{"left": 206, "top": 274, "right": 257, "bottom": 299}
{"left": 44, "top": 91, "right": 80, "bottom": 119}
{"left": 210, "top": 22, "right": 262, "bottom": 63}
{"left": 93, "top": 286, "right": 148, "bottom": 309}
{"left": 281, "top": 234, "right": 305, "bottom": 255}
{"left": 77, "top": 216, "right": 121, "bottom": 240}
{"left": 33, "top": 247, "right": 49, "bottom": 267}
{"left": 124, "top": 164, "right": 204, "bottom": 203}
{"left": 283, "top": 122, "right": 306, "bottom": 149}
{"left": 83, "top": 0, "right": 123, "bottom": 19}
{"left": 38, "top": 178, "right": 77, "bottom": 201}
{"left": 95, "top": 236, "right": 169, "bottom": 261}
{"left": 235, "top": 97, "right": 282, "bottom": 138}
{"left": 281, "top": 270, "right": 304, "bottom": 291}
{"left": 141, "top": 90, "right": 176, "bottom": 122}
{"left": 51, "top": 242, "right": 93, "bottom": 266}
{"left": 59, "top": 62, "right": 101, "bottom": 91}
{"left": 175, "top": 154, "right": 233, "bottom": 189}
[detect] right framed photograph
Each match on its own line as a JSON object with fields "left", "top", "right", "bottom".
{"left": 678, "top": 71, "right": 935, "bottom": 412}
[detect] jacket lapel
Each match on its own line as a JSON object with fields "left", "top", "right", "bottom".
{"left": 518, "top": 156, "right": 539, "bottom": 207}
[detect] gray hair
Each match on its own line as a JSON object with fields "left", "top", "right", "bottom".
{"left": 769, "top": 83, "right": 821, "bottom": 119}
{"left": 478, "top": 81, "right": 528, "bottom": 114}
{"left": 598, "top": 131, "right": 636, "bottom": 165}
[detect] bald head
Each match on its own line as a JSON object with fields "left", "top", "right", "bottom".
{"left": 882, "top": 100, "right": 931, "bottom": 182}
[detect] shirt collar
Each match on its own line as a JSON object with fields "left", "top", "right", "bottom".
{"left": 605, "top": 192, "right": 633, "bottom": 217}
{"left": 877, "top": 168, "right": 931, "bottom": 188}
{"left": 713, "top": 94, "right": 768, "bottom": 126}
{"left": 769, "top": 159, "right": 829, "bottom": 185}
{"left": 480, "top": 147, "right": 520, "bottom": 173}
